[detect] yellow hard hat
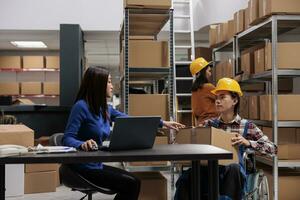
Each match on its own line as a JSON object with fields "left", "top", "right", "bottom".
{"left": 211, "top": 77, "right": 243, "bottom": 96}
{"left": 189, "top": 57, "right": 212, "bottom": 76}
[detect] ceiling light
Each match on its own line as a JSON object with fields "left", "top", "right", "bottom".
{"left": 10, "top": 41, "right": 47, "bottom": 48}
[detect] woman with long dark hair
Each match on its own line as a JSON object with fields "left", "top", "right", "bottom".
{"left": 190, "top": 57, "right": 219, "bottom": 125}
{"left": 63, "top": 66, "right": 184, "bottom": 200}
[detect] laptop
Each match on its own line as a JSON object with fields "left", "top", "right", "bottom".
{"left": 100, "top": 116, "right": 161, "bottom": 151}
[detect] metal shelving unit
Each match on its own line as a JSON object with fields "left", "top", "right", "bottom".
{"left": 235, "top": 15, "right": 300, "bottom": 200}
{"left": 121, "top": 7, "right": 175, "bottom": 173}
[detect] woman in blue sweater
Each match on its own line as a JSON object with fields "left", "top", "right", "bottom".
{"left": 63, "top": 66, "right": 185, "bottom": 200}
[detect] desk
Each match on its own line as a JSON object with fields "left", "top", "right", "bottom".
{"left": 0, "top": 144, "right": 232, "bottom": 200}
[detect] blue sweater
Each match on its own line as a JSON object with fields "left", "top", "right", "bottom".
{"left": 63, "top": 99, "right": 163, "bottom": 170}
{"left": 63, "top": 100, "right": 127, "bottom": 170}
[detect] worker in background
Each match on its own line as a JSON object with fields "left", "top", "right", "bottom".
{"left": 63, "top": 66, "right": 185, "bottom": 200}
{"left": 175, "top": 78, "right": 277, "bottom": 200}
{"left": 190, "top": 57, "right": 219, "bottom": 125}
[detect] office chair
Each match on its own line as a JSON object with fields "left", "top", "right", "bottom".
{"left": 49, "top": 133, "right": 116, "bottom": 200}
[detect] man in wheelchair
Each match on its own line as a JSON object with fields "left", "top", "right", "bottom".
{"left": 175, "top": 78, "right": 277, "bottom": 200}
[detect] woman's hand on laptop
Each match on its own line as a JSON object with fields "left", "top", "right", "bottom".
{"left": 81, "top": 139, "right": 98, "bottom": 151}
{"left": 163, "top": 121, "right": 185, "bottom": 131}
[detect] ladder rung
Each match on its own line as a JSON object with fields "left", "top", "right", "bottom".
{"left": 174, "top": 15, "right": 190, "bottom": 19}
{"left": 175, "top": 45, "right": 192, "bottom": 49}
{"left": 175, "top": 61, "right": 192, "bottom": 65}
{"left": 176, "top": 77, "right": 193, "bottom": 80}
{"left": 174, "top": 30, "right": 191, "bottom": 33}
{"left": 176, "top": 93, "right": 192, "bottom": 97}
{"left": 177, "top": 110, "right": 192, "bottom": 113}
{"left": 173, "top": 0, "right": 190, "bottom": 4}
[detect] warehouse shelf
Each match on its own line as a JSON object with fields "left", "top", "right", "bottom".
{"left": 251, "top": 120, "right": 300, "bottom": 127}
{"left": 177, "top": 110, "right": 192, "bottom": 113}
{"left": 0, "top": 68, "right": 59, "bottom": 72}
{"left": 12, "top": 94, "right": 59, "bottom": 98}
{"left": 256, "top": 156, "right": 300, "bottom": 168}
{"left": 175, "top": 61, "right": 192, "bottom": 65}
{"left": 120, "top": 8, "right": 170, "bottom": 38}
{"left": 213, "top": 38, "right": 234, "bottom": 52}
{"left": 120, "top": 67, "right": 170, "bottom": 81}
{"left": 237, "top": 15, "right": 300, "bottom": 51}
{"left": 176, "top": 93, "right": 191, "bottom": 97}
{"left": 175, "top": 77, "right": 193, "bottom": 80}
{"left": 240, "top": 69, "right": 300, "bottom": 82}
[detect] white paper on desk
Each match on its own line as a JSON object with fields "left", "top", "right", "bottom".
{"left": 34, "top": 144, "right": 77, "bottom": 153}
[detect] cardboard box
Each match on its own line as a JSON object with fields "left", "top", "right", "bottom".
{"left": 227, "top": 19, "right": 235, "bottom": 41}
{"left": 259, "top": 0, "right": 300, "bottom": 18}
{"left": 254, "top": 48, "right": 265, "bottom": 73}
{"left": 0, "top": 125, "right": 34, "bottom": 147}
{"left": 263, "top": 167, "right": 300, "bottom": 200}
{"left": 133, "top": 172, "right": 167, "bottom": 200}
{"left": 43, "top": 82, "right": 59, "bottom": 95}
{"left": 244, "top": 4, "right": 251, "bottom": 29}
{"left": 175, "top": 127, "right": 239, "bottom": 165}
{"left": 21, "top": 82, "right": 42, "bottom": 95}
{"left": 12, "top": 98, "right": 35, "bottom": 105}
{"left": 263, "top": 127, "right": 296, "bottom": 144}
{"left": 249, "top": 0, "right": 259, "bottom": 25}
{"left": 0, "top": 56, "right": 21, "bottom": 69}
{"left": 241, "top": 51, "right": 254, "bottom": 76}
{"left": 24, "top": 171, "right": 56, "bottom": 194}
{"left": 296, "top": 128, "right": 300, "bottom": 143}
{"left": 260, "top": 95, "right": 300, "bottom": 120}
{"left": 220, "top": 22, "right": 229, "bottom": 43}
{"left": 209, "top": 25, "right": 218, "bottom": 47}
{"left": 124, "top": 0, "right": 171, "bottom": 9}
{"left": 188, "top": 47, "right": 212, "bottom": 62}
{"left": 25, "top": 164, "right": 59, "bottom": 173}
{"left": 248, "top": 96, "right": 259, "bottom": 119}
{"left": 45, "top": 56, "right": 59, "bottom": 69}
{"left": 241, "top": 83, "right": 265, "bottom": 91}
{"left": 277, "top": 144, "right": 300, "bottom": 160}
{"left": 215, "top": 61, "right": 224, "bottom": 81}
{"left": 23, "top": 56, "right": 44, "bottom": 69}
{"left": 239, "top": 96, "right": 249, "bottom": 118}
{"left": 0, "top": 83, "right": 19, "bottom": 95}
{"left": 265, "top": 42, "right": 300, "bottom": 70}
{"left": 129, "top": 94, "right": 169, "bottom": 120}
{"left": 234, "top": 9, "right": 245, "bottom": 34}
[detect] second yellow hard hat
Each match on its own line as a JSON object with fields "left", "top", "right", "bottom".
{"left": 189, "top": 57, "right": 212, "bottom": 76}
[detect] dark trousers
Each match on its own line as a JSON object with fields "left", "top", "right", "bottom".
{"left": 77, "top": 165, "right": 141, "bottom": 200}
{"left": 175, "top": 163, "right": 244, "bottom": 200}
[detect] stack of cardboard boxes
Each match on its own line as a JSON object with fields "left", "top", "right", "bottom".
{"left": 0, "top": 55, "right": 60, "bottom": 98}
{"left": 0, "top": 125, "right": 60, "bottom": 196}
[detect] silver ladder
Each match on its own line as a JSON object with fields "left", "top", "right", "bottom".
{"left": 172, "top": 0, "right": 195, "bottom": 122}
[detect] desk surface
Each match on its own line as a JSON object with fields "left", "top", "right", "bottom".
{"left": 0, "top": 144, "right": 232, "bottom": 164}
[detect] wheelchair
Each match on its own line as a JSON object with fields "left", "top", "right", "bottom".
{"left": 243, "top": 149, "right": 269, "bottom": 200}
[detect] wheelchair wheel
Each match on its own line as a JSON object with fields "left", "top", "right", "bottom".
{"left": 257, "top": 174, "right": 269, "bottom": 200}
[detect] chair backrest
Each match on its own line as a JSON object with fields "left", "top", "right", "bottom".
{"left": 49, "top": 133, "right": 64, "bottom": 146}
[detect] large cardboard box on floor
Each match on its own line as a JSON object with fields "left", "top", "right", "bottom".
{"left": 259, "top": 0, "right": 300, "bottom": 18}
{"left": 265, "top": 42, "right": 300, "bottom": 70}
{"left": 263, "top": 127, "right": 296, "bottom": 144}
{"left": 234, "top": 9, "right": 245, "bottom": 34}
{"left": 262, "top": 166, "right": 300, "bottom": 200}
{"left": 45, "top": 56, "right": 59, "bottom": 69}
{"left": 21, "top": 82, "right": 42, "bottom": 95}
{"left": 0, "top": 83, "right": 19, "bottom": 95}
{"left": 24, "top": 171, "right": 57, "bottom": 194}
{"left": 260, "top": 95, "right": 300, "bottom": 120}
{"left": 129, "top": 94, "right": 169, "bottom": 120}
{"left": 133, "top": 171, "right": 167, "bottom": 200}
{"left": 23, "top": 56, "right": 44, "bottom": 69}
{"left": 0, "top": 56, "right": 21, "bottom": 69}
{"left": 0, "top": 124, "right": 34, "bottom": 147}
{"left": 120, "top": 40, "right": 169, "bottom": 73}
{"left": 175, "top": 127, "right": 239, "bottom": 165}
{"left": 124, "top": 0, "right": 171, "bottom": 9}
